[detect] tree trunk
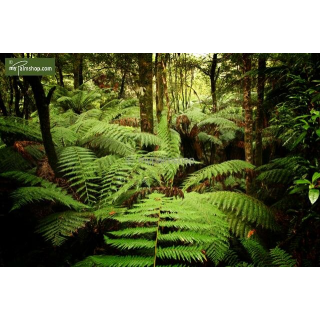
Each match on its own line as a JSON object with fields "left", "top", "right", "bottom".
{"left": 0, "top": 91, "right": 8, "bottom": 116}
{"left": 25, "top": 76, "right": 58, "bottom": 174}
{"left": 118, "top": 70, "right": 126, "bottom": 99}
{"left": 13, "top": 77, "right": 22, "bottom": 118}
{"left": 242, "top": 53, "right": 253, "bottom": 193}
{"left": 255, "top": 57, "right": 266, "bottom": 167}
{"left": 56, "top": 54, "right": 64, "bottom": 87}
{"left": 155, "top": 53, "right": 164, "bottom": 122}
{"left": 138, "top": 53, "right": 154, "bottom": 133}
{"left": 73, "top": 53, "right": 83, "bottom": 89}
{"left": 210, "top": 54, "right": 218, "bottom": 112}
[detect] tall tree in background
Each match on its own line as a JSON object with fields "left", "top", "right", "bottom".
{"left": 138, "top": 53, "right": 154, "bottom": 133}
{"left": 155, "top": 53, "right": 164, "bottom": 122}
{"left": 255, "top": 56, "right": 266, "bottom": 167}
{"left": 73, "top": 53, "right": 83, "bottom": 89}
{"left": 242, "top": 53, "right": 253, "bottom": 193}
{"left": 210, "top": 53, "right": 219, "bottom": 112}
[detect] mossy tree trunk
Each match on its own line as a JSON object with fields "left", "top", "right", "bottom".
{"left": 138, "top": 53, "right": 154, "bottom": 133}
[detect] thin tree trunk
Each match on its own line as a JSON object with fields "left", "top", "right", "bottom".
{"left": 25, "top": 76, "right": 58, "bottom": 174}
{"left": 9, "top": 78, "right": 13, "bottom": 114}
{"left": 242, "top": 53, "right": 253, "bottom": 193}
{"left": 73, "top": 53, "right": 83, "bottom": 89}
{"left": 13, "top": 77, "right": 22, "bottom": 118}
{"left": 255, "top": 57, "right": 266, "bottom": 167}
{"left": 155, "top": 53, "right": 164, "bottom": 122}
{"left": 118, "top": 70, "right": 126, "bottom": 99}
{"left": 210, "top": 54, "right": 218, "bottom": 112}
{"left": 0, "top": 91, "right": 8, "bottom": 116}
{"left": 138, "top": 53, "right": 154, "bottom": 133}
{"left": 56, "top": 54, "right": 64, "bottom": 87}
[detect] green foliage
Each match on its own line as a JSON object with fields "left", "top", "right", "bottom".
{"left": 0, "top": 147, "right": 31, "bottom": 172}
{"left": 1, "top": 171, "right": 88, "bottom": 211}
{"left": 36, "top": 211, "right": 91, "bottom": 246}
{"left": 57, "top": 90, "right": 101, "bottom": 113}
{"left": 183, "top": 160, "right": 254, "bottom": 191}
{"left": 59, "top": 146, "right": 99, "bottom": 204}
{"left": 205, "top": 191, "right": 278, "bottom": 237}
{"left": 0, "top": 116, "right": 42, "bottom": 142}
{"left": 75, "top": 255, "right": 153, "bottom": 267}
{"left": 78, "top": 192, "right": 230, "bottom": 267}
{"left": 269, "top": 247, "right": 296, "bottom": 267}
{"left": 10, "top": 186, "right": 88, "bottom": 211}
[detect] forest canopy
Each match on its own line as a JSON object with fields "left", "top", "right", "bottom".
{"left": 0, "top": 53, "right": 319, "bottom": 267}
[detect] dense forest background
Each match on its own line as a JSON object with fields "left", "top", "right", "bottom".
{"left": 0, "top": 53, "right": 319, "bottom": 267}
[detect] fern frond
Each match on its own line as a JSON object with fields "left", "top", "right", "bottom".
{"left": 36, "top": 211, "right": 90, "bottom": 246}
{"left": 270, "top": 247, "right": 296, "bottom": 267}
{"left": 183, "top": 160, "right": 255, "bottom": 191}
{"left": 157, "top": 246, "right": 206, "bottom": 263}
{"left": 205, "top": 191, "right": 278, "bottom": 235}
{"left": 75, "top": 255, "right": 154, "bottom": 267}
{"left": 197, "top": 132, "right": 222, "bottom": 146}
{"left": 51, "top": 127, "right": 78, "bottom": 147}
{"left": 59, "top": 147, "right": 99, "bottom": 204}
{"left": 157, "top": 116, "right": 181, "bottom": 158}
{"left": 10, "top": 186, "right": 88, "bottom": 211}
{"left": 198, "top": 117, "right": 240, "bottom": 131}
{"left": 241, "top": 239, "right": 271, "bottom": 267}
{"left": 0, "top": 147, "right": 31, "bottom": 172}
{"left": 0, "top": 116, "right": 42, "bottom": 142}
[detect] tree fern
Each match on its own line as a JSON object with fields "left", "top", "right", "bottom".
{"left": 57, "top": 90, "right": 101, "bottom": 113}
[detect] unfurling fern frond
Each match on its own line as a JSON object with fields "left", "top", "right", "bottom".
{"left": 269, "top": 247, "right": 296, "bottom": 267}
{"left": 183, "top": 160, "right": 254, "bottom": 191}
{"left": 36, "top": 211, "right": 91, "bottom": 246}
{"left": 59, "top": 147, "right": 99, "bottom": 204}
{"left": 205, "top": 191, "right": 278, "bottom": 237}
